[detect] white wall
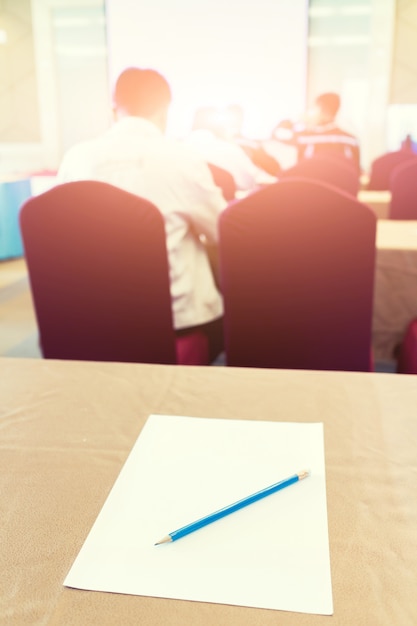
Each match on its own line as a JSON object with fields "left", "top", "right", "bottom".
{"left": 0, "top": 0, "right": 406, "bottom": 177}
{"left": 307, "top": 0, "right": 396, "bottom": 170}
{"left": 105, "top": 0, "right": 308, "bottom": 139}
{"left": 0, "top": 0, "right": 108, "bottom": 177}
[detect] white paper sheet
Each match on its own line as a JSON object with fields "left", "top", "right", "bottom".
{"left": 64, "top": 415, "right": 333, "bottom": 615}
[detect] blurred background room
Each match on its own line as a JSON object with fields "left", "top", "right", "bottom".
{"left": 1, "top": 0, "right": 417, "bottom": 369}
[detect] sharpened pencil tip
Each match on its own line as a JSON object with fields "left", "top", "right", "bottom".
{"left": 298, "top": 469, "right": 310, "bottom": 480}
{"left": 154, "top": 535, "right": 172, "bottom": 545}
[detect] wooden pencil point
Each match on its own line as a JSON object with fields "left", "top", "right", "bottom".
{"left": 155, "top": 535, "right": 172, "bottom": 545}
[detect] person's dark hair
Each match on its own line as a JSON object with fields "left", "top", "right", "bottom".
{"left": 315, "top": 92, "right": 340, "bottom": 120}
{"left": 113, "top": 67, "right": 172, "bottom": 117}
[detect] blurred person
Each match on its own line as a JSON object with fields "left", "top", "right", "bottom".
{"left": 223, "top": 103, "right": 245, "bottom": 141}
{"left": 224, "top": 103, "right": 282, "bottom": 178}
{"left": 57, "top": 67, "right": 226, "bottom": 362}
{"left": 186, "top": 105, "right": 275, "bottom": 192}
{"left": 272, "top": 92, "right": 360, "bottom": 169}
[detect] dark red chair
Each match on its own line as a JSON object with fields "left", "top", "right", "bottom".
{"left": 219, "top": 178, "right": 376, "bottom": 371}
{"left": 281, "top": 155, "right": 360, "bottom": 196}
{"left": 397, "top": 318, "right": 417, "bottom": 374}
{"left": 207, "top": 163, "right": 236, "bottom": 201}
{"left": 367, "top": 149, "right": 417, "bottom": 191}
{"left": 19, "top": 181, "right": 209, "bottom": 365}
{"left": 389, "top": 160, "right": 417, "bottom": 219}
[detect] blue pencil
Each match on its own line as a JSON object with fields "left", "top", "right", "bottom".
{"left": 155, "top": 469, "right": 310, "bottom": 545}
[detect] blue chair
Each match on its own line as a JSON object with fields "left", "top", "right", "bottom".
{"left": 0, "top": 179, "right": 32, "bottom": 260}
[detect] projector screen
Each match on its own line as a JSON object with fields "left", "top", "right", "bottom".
{"left": 105, "top": 0, "right": 308, "bottom": 139}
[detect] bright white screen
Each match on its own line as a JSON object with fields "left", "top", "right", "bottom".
{"left": 105, "top": 0, "right": 308, "bottom": 138}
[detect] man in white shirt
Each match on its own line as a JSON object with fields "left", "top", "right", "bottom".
{"left": 58, "top": 67, "right": 226, "bottom": 361}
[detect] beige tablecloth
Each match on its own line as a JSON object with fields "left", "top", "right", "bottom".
{"left": 358, "top": 190, "right": 391, "bottom": 220}
{"left": 1, "top": 358, "right": 416, "bottom": 626}
{"left": 373, "top": 220, "right": 417, "bottom": 363}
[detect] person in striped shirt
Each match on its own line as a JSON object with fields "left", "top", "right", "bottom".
{"left": 273, "top": 92, "right": 360, "bottom": 170}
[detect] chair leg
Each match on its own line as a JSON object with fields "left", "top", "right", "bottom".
{"left": 397, "top": 319, "right": 417, "bottom": 374}
{"left": 175, "top": 331, "right": 210, "bottom": 365}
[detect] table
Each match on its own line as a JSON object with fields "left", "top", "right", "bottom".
{"left": 373, "top": 220, "right": 417, "bottom": 363}
{"left": 358, "top": 189, "right": 391, "bottom": 220}
{"left": 1, "top": 358, "right": 416, "bottom": 626}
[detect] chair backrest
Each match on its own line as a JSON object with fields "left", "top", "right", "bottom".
{"left": 281, "top": 155, "right": 360, "bottom": 196}
{"left": 207, "top": 163, "right": 236, "bottom": 201}
{"left": 389, "top": 160, "right": 417, "bottom": 219}
{"left": 367, "top": 150, "right": 417, "bottom": 191}
{"left": 219, "top": 178, "right": 376, "bottom": 371}
{"left": 19, "top": 180, "right": 178, "bottom": 364}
